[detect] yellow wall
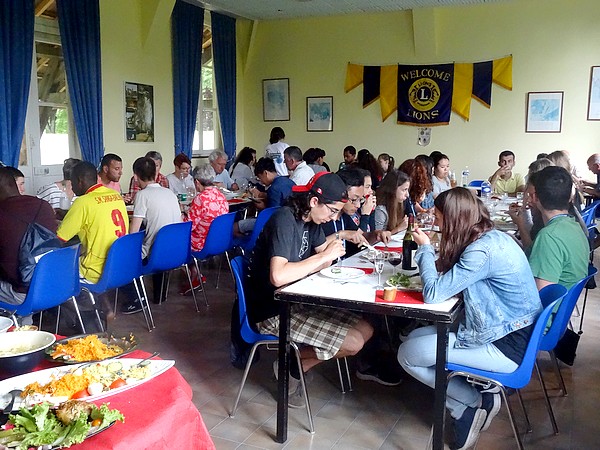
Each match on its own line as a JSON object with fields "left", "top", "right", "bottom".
{"left": 99, "top": 0, "right": 175, "bottom": 184}
{"left": 237, "top": 0, "right": 600, "bottom": 180}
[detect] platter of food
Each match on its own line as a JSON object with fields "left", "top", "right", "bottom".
{"left": 0, "top": 358, "right": 174, "bottom": 412}
{"left": 0, "top": 400, "right": 123, "bottom": 449}
{"left": 386, "top": 273, "right": 423, "bottom": 291}
{"left": 45, "top": 333, "right": 137, "bottom": 364}
{"left": 319, "top": 267, "right": 365, "bottom": 280}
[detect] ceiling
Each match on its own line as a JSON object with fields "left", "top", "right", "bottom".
{"left": 198, "top": 0, "right": 511, "bottom": 20}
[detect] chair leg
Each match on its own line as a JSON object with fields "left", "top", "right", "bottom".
{"left": 535, "top": 361, "right": 559, "bottom": 435}
{"left": 55, "top": 306, "right": 61, "bottom": 335}
{"left": 113, "top": 288, "right": 119, "bottom": 318}
{"left": 516, "top": 389, "right": 532, "bottom": 433}
{"left": 83, "top": 288, "right": 105, "bottom": 333}
{"left": 230, "top": 343, "right": 262, "bottom": 418}
{"left": 500, "top": 387, "right": 525, "bottom": 450}
{"left": 216, "top": 255, "right": 223, "bottom": 289}
{"left": 549, "top": 351, "right": 567, "bottom": 396}
{"left": 336, "top": 359, "right": 346, "bottom": 393}
{"left": 192, "top": 259, "right": 209, "bottom": 308}
{"left": 135, "top": 277, "right": 155, "bottom": 331}
{"left": 71, "top": 295, "right": 87, "bottom": 334}
{"left": 182, "top": 264, "right": 200, "bottom": 312}
{"left": 343, "top": 357, "right": 353, "bottom": 392}
{"left": 291, "top": 342, "right": 315, "bottom": 434}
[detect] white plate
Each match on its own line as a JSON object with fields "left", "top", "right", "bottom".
{"left": 0, "top": 358, "right": 174, "bottom": 411}
{"left": 386, "top": 276, "right": 423, "bottom": 291}
{"left": 319, "top": 267, "right": 365, "bottom": 280}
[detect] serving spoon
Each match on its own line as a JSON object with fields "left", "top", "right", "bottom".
{"left": 0, "top": 389, "right": 23, "bottom": 420}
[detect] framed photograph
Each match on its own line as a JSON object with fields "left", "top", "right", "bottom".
{"left": 306, "top": 96, "right": 333, "bottom": 132}
{"left": 587, "top": 66, "right": 600, "bottom": 120}
{"left": 262, "top": 78, "right": 290, "bottom": 121}
{"left": 125, "top": 81, "right": 154, "bottom": 142}
{"left": 525, "top": 91, "right": 564, "bottom": 133}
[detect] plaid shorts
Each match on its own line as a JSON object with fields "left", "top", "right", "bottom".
{"left": 257, "top": 304, "right": 361, "bottom": 360}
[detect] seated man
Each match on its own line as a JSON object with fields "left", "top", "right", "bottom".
{"left": 488, "top": 150, "right": 525, "bottom": 195}
{"left": 209, "top": 150, "right": 239, "bottom": 191}
{"left": 580, "top": 153, "right": 600, "bottom": 199}
{"left": 246, "top": 173, "right": 373, "bottom": 407}
{"left": 0, "top": 168, "right": 57, "bottom": 305}
{"left": 127, "top": 151, "right": 169, "bottom": 204}
{"left": 5, "top": 167, "right": 26, "bottom": 195}
{"left": 36, "top": 157, "right": 80, "bottom": 218}
{"left": 528, "top": 166, "right": 589, "bottom": 291}
{"left": 338, "top": 145, "right": 356, "bottom": 171}
{"left": 58, "top": 161, "right": 129, "bottom": 284}
{"left": 98, "top": 153, "right": 124, "bottom": 194}
{"left": 284, "top": 146, "right": 315, "bottom": 186}
{"left": 127, "top": 157, "right": 181, "bottom": 309}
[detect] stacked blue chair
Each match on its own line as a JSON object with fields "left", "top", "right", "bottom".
{"left": 580, "top": 200, "right": 600, "bottom": 227}
{"left": 81, "top": 232, "right": 151, "bottom": 331}
{"left": 137, "top": 221, "right": 199, "bottom": 313}
{"left": 468, "top": 180, "right": 484, "bottom": 188}
{"left": 0, "top": 245, "right": 85, "bottom": 333}
{"left": 188, "top": 212, "right": 237, "bottom": 305}
{"left": 233, "top": 206, "right": 279, "bottom": 255}
{"left": 446, "top": 284, "right": 567, "bottom": 450}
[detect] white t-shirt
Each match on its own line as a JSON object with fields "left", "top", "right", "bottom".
{"left": 133, "top": 183, "right": 182, "bottom": 257}
{"left": 167, "top": 173, "right": 195, "bottom": 195}
{"left": 265, "top": 141, "right": 289, "bottom": 176}
{"left": 432, "top": 176, "right": 451, "bottom": 196}
{"left": 289, "top": 161, "right": 315, "bottom": 186}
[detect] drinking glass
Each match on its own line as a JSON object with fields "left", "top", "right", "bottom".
{"left": 374, "top": 252, "right": 385, "bottom": 289}
{"left": 387, "top": 251, "right": 402, "bottom": 275}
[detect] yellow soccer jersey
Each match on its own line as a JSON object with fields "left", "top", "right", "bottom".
{"left": 57, "top": 184, "right": 129, "bottom": 282}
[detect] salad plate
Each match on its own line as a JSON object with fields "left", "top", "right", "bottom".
{"left": 0, "top": 358, "right": 174, "bottom": 412}
{"left": 319, "top": 267, "right": 365, "bottom": 280}
{"left": 386, "top": 274, "right": 423, "bottom": 291}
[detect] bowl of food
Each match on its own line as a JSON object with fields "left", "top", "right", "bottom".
{"left": 0, "top": 331, "right": 56, "bottom": 378}
{"left": 0, "top": 316, "right": 14, "bottom": 333}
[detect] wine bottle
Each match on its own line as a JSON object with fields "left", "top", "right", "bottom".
{"left": 402, "top": 214, "right": 418, "bottom": 270}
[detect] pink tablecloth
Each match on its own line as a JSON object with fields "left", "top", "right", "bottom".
{"left": 39, "top": 350, "right": 215, "bottom": 450}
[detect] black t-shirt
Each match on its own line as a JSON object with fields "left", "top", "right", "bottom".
{"left": 246, "top": 207, "right": 325, "bottom": 324}
{"left": 492, "top": 324, "right": 534, "bottom": 365}
{"left": 321, "top": 213, "right": 361, "bottom": 258}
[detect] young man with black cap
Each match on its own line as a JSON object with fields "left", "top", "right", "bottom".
{"left": 246, "top": 172, "right": 374, "bottom": 407}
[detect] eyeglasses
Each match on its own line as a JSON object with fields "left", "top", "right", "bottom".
{"left": 324, "top": 203, "right": 341, "bottom": 218}
{"left": 349, "top": 196, "right": 364, "bottom": 206}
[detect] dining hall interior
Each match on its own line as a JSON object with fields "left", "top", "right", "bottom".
{"left": 2, "top": 0, "right": 600, "bottom": 449}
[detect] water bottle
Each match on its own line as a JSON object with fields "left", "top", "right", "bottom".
{"left": 481, "top": 180, "right": 492, "bottom": 199}
{"left": 461, "top": 166, "right": 470, "bottom": 187}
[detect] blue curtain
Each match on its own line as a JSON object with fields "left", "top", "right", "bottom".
{"left": 0, "top": 0, "right": 34, "bottom": 168}
{"left": 56, "top": 0, "right": 104, "bottom": 166}
{"left": 171, "top": 0, "right": 204, "bottom": 159}
{"left": 211, "top": 12, "right": 236, "bottom": 160}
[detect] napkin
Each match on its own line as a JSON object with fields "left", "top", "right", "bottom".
{"left": 375, "top": 289, "right": 424, "bottom": 304}
{"left": 374, "top": 245, "right": 402, "bottom": 252}
{"left": 228, "top": 198, "right": 245, "bottom": 204}
{"left": 348, "top": 267, "right": 374, "bottom": 274}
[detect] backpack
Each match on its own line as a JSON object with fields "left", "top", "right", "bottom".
{"left": 18, "top": 209, "right": 63, "bottom": 286}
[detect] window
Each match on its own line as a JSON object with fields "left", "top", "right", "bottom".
{"left": 192, "top": 27, "right": 220, "bottom": 156}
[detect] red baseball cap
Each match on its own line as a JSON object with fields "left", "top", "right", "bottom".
{"left": 292, "top": 172, "right": 348, "bottom": 203}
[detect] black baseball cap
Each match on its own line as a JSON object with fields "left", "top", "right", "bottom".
{"left": 292, "top": 172, "right": 348, "bottom": 203}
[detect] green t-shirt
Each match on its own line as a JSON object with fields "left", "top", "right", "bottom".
{"left": 528, "top": 215, "right": 589, "bottom": 289}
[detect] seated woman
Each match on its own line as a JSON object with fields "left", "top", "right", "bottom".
{"left": 246, "top": 172, "right": 373, "bottom": 407}
{"left": 397, "top": 188, "right": 541, "bottom": 450}
{"left": 230, "top": 146, "right": 257, "bottom": 189}
{"left": 377, "top": 153, "right": 395, "bottom": 180}
{"left": 167, "top": 153, "right": 196, "bottom": 196}
{"left": 399, "top": 158, "right": 432, "bottom": 214}
{"left": 431, "top": 152, "right": 452, "bottom": 197}
{"left": 374, "top": 169, "right": 411, "bottom": 233}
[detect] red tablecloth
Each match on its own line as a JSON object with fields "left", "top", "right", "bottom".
{"left": 24, "top": 350, "right": 215, "bottom": 450}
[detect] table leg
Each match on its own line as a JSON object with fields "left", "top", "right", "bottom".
{"left": 432, "top": 322, "right": 450, "bottom": 450}
{"left": 276, "top": 302, "right": 291, "bottom": 443}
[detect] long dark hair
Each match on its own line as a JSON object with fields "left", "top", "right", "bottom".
{"left": 376, "top": 169, "right": 410, "bottom": 231}
{"left": 231, "top": 146, "right": 256, "bottom": 174}
{"left": 399, "top": 158, "right": 432, "bottom": 203}
{"left": 357, "top": 149, "right": 383, "bottom": 185}
{"left": 435, "top": 188, "right": 493, "bottom": 274}
{"left": 287, "top": 190, "right": 347, "bottom": 221}
{"left": 269, "top": 127, "right": 285, "bottom": 144}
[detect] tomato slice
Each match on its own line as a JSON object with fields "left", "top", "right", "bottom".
{"left": 71, "top": 388, "right": 90, "bottom": 399}
{"left": 109, "top": 378, "right": 126, "bottom": 389}
{"left": 91, "top": 418, "right": 102, "bottom": 427}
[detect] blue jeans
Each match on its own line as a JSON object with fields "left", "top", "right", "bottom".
{"left": 397, "top": 325, "right": 517, "bottom": 419}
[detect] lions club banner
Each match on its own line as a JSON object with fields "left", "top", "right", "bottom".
{"left": 397, "top": 64, "right": 454, "bottom": 126}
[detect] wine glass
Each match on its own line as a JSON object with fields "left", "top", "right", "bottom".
{"left": 387, "top": 251, "right": 402, "bottom": 275}
{"left": 374, "top": 252, "right": 385, "bottom": 289}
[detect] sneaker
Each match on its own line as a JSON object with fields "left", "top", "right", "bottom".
{"left": 273, "top": 360, "right": 313, "bottom": 385}
{"left": 179, "top": 275, "right": 206, "bottom": 296}
{"left": 121, "top": 301, "right": 143, "bottom": 315}
{"left": 356, "top": 366, "right": 402, "bottom": 386}
{"left": 480, "top": 393, "right": 501, "bottom": 431}
{"left": 452, "top": 406, "right": 487, "bottom": 450}
{"left": 288, "top": 382, "right": 307, "bottom": 409}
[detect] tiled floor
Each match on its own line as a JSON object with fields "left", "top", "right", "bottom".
{"left": 108, "top": 260, "right": 600, "bottom": 449}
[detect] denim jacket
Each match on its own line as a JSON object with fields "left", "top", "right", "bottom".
{"left": 415, "top": 230, "right": 541, "bottom": 348}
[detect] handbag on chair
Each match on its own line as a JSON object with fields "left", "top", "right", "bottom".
{"left": 554, "top": 328, "right": 581, "bottom": 366}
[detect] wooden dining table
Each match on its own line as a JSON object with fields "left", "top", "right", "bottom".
{"left": 273, "top": 248, "right": 463, "bottom": 450}
{"left": 1, "top": 349, "right": 215, "bottom": 450}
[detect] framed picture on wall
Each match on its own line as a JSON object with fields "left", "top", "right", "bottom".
{"left": 587, "top": 66, "right": 600, "bottom": 120}
{"left": 262, "top": 78, "right": 290, "bottom": 121}
{"left": 125, "top": 82, "right": 154, "bottom": 142}
{"left": 306, "top": 96, "right": 333, "bottom": 132}
{"left": 525, "top": 91, "right": 564, "bottom": 133}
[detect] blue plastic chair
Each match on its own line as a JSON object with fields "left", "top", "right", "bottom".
{"left": 189, "top": 212, "right": 237, "bottom": 305}
{"left": 233, "top": 206, "right": 279, "bottom": 255}
{"left": 447, "top": 284, "right": 567, "bottom": 450}
{"left": 137, "top": 221, "right": 200, "bottom": 312}
{"left": 228, "top": 256, "right": 314, "bottom": 432}
{"left": 468, "top": 180, "right": 484, "bottom": 188}
{"left": 535, "top": 267, "right": 597, "bottom": 433}
{"left": 81, "top": 232, "right": 151, "bottom": 331}
{"left": 0, "top": 245, "right": 84, "bottom": 334}
{"left": 580, "top": 200, "right": 600, "bottom": 227}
